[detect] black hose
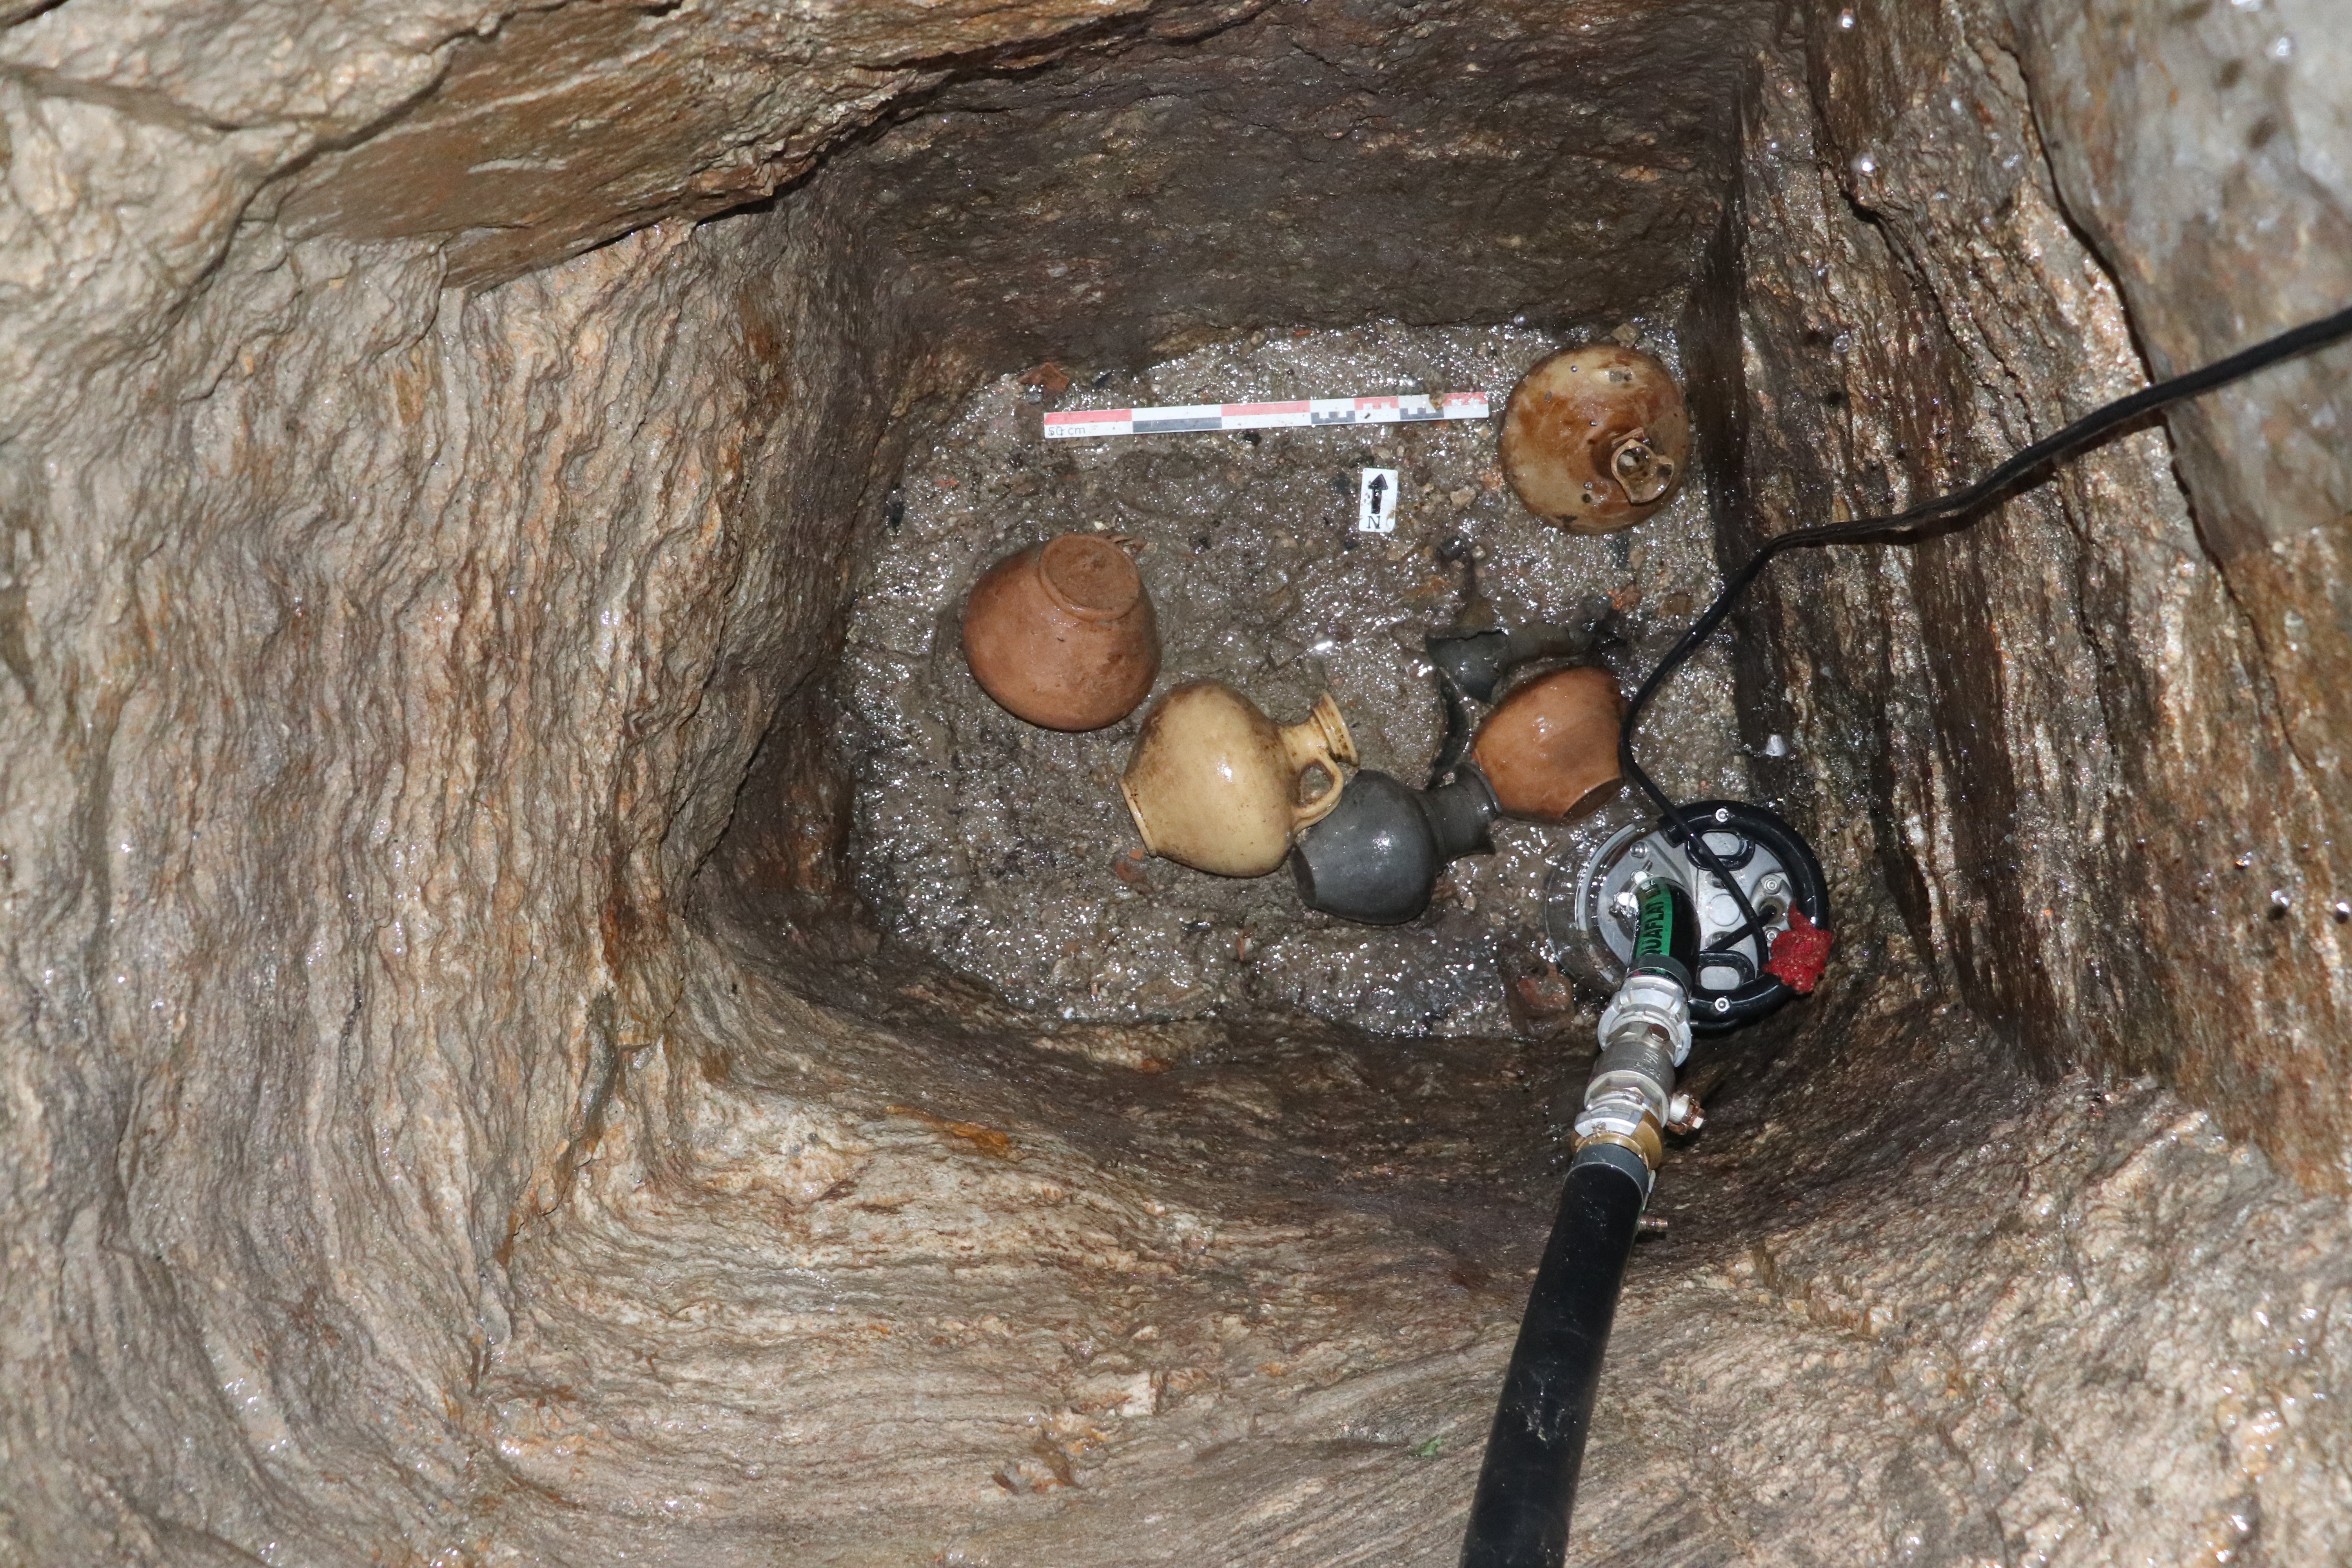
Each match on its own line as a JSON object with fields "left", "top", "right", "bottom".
{"left": 1459, "top": 1145, "right": 1648, "bottom": 1568}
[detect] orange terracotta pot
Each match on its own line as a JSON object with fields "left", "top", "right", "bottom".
{"left": 1499, "top": 345, "right": 1690, "bottom": 534}
{"left": 961, "top": 533, "right": 1160, "bottom": 731}
{"left": 1470, "top": 666, "right": 1626, "bottom": 821}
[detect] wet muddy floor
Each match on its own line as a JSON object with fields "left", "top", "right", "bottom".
{"left": 839, "top": 318, "right": 1755, "bottom": 1035}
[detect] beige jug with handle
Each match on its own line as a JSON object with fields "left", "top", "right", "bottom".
{"left": 1120, "top": 681, "right": 1357, "bottom": 878}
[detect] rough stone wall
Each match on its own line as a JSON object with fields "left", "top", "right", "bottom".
{"left": 478, "top": 933, "right": 2352, "bottom": 1568}
{"left": 0, "top": 195, "right": 924, "bottom": 1560}
{"left": 2019, "top": 0, "right": 2352, "bottom": 614}
{"left": 0, "top": 0, "right": 1729, "bottom": 1556}
{"left": 0, "top": 2, "right": 1767, "bottom": 1555}
{"left": 1721, "top": 0, "right": 2352, "bottom": 1187}
{"left": 0, "top": 0, "right": 988, "bottom": 1539}
{"left": 265, "top": 0, "right": 1272, "bottom": 289}
{"left": 0, "top": 0, "right": 1402, "bottom": 1556}
{"left": 1579, "top": 981, "right": 2352, "bottom": 1568}
{"left": 837, "top": 0, "right": 1765, "bottom": 369}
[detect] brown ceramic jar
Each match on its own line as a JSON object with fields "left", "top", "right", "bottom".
{"left": 1498, "top": 345, "right": 1690, "bottom": 534}
{"left": 1471, "top": 666, "right": 1626, "bottom": 821}
{"left": 961, "top": 532, "right": 1160, "bottom": 731}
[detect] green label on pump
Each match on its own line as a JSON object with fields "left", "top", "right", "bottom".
{"left": 1634, "top": 880, "right": 1675, "bottom": 960}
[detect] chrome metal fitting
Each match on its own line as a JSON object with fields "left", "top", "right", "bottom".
{"left": 1584, "top": 1047, "right": 1671, "bottom": 1128}
{"left": 1575, "top": 964, "right": 1693, "bottom": 1174}
{"left": 1573, "top": 1085, "right": 1657, "bottom": 1143}
{"left": 1596, "top": 968, "right": 1693, "bottom": 1068}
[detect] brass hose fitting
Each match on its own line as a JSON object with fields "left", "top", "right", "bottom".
{"left": 1572, "top": 881, "right": 1692, "bottom": 1178}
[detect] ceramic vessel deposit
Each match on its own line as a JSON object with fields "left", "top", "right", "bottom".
{"left": 961, "top": 532, "right": 1159, "bottom": 730}
{"left": 1499, "top": 345, "right": 1689, "bottom": 534}
{"left": 1121, "top": 682, "right": 1357, "bottom": 878}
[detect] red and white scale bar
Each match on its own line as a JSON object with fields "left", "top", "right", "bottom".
{"left": 1044, "top": 392, "right": 1490, "bottom": 439}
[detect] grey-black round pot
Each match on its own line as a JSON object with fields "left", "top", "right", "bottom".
{"left": 1290, "top": 768, "right": 1499, "bottom": 925}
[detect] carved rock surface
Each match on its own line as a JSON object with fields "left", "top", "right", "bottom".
{"left": 0, "top": 0, "right": 2347, "bottom": 1564}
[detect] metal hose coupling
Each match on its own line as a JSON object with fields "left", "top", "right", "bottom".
{"left": 1572, "top": 881, "right": 1693, "bottom": 1186}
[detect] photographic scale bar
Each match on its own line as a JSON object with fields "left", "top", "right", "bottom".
{"left": 1043, "top": 392, "right": 1491, "bottom": 439}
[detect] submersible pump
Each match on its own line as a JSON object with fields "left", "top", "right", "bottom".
{"left": 1459, "top": 800, "right": 1830, "bottom": 1568}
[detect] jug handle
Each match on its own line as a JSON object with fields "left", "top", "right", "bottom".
{"left": 1283, "top": 693, "right": 1358, "bottom": 831}
{"left": 1291, "top": 744, "right": 1347, "bottom": 829}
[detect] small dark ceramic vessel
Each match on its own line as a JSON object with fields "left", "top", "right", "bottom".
{"left": 1427, "top": 612, "right": 1609, "bottom": 705}
{"left": 1290, "top": 769, "right": 1500, "bottom": 926}
{"left": 1424, "top": 595, "right": 1613, "bottom": 777}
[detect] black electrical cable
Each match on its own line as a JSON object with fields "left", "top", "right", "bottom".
{"left": 1622, "top": 303, "right": 2352, "bottom": 952}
